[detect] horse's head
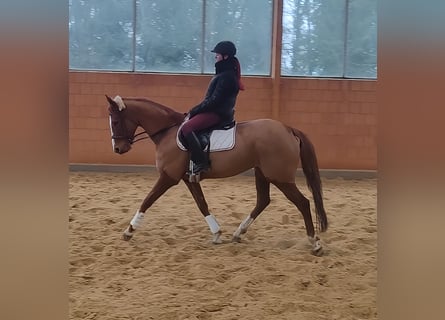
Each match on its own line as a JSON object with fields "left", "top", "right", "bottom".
{"left": 106, "top": 95, "right": 138, "bottom": 154}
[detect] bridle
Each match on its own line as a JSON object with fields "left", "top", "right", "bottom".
{"left": 109, "top": 106, "right": 148, "bottom": 145}
{"left": 109, "top": 107, "right": 179, "bottom": 145}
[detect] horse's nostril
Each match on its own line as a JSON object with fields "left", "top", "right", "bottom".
{"left": 114, "top": 147, "right": 120, "bottom": 153}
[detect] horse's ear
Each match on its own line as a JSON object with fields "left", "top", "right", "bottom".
{"left": 105, "top": 95, "right": 118, "bottom": 110}
{"left": 105, "top": 94, "right": 114, "bottom": 105}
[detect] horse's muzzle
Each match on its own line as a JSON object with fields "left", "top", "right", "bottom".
{"left": 114, "top": 145, "right": 131, "bottom": 154}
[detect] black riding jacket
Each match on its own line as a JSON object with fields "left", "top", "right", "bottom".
{"left": 189, "top": 57, "right": 240, "bottom": 123}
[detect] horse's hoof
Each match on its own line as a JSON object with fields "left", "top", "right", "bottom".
{"left": 122, "top": 233, "right": 133, "bottom": 241}
{"left": 232, "top": 236, "right": 242, "bottom": 243}
{"left": 122, "top": 227, "right": 134, "bottom": 241}
{"left": 212, "top": 231, "right": 223, "bottom": 244}
{"left": 308, "top": 235, "right": 323, "bottom": 255}
{"left": 311, "top": 246, "right": 324, "bottom": 256}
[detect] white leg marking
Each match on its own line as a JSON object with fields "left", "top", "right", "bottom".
{"left": 123, "top": 211, "right": 145, "bottom": 241}
{"left": 233, "top": 216, "right": 254, "bottom": 241}
{"left": 205, "top": 214, "right": 220, "bottom": 234}
{"left": 212, "top": 231, "right": 223, "bottom": 244}
{"left": 130, "top": 211, "right": 145, "bottom": 229}
{"left": 308, "top": 235, "right": 323, "bottom": 255}
{"left": 205, "top": 214, "right": 222, "bottom": 244}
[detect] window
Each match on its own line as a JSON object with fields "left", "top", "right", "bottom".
{"left": 69, "top": 0, "right": 273, "bottom": 75}
{"left": 69, "top": 0, "right": 376, "bottom": 78}
{"left": 69, "top": 0, "right": 134, "bottom": 71}
{"left": 281, "top": 0, "right": 377, "bottom": 78}
{"left": 135, "top": 1, "right": 203, "bottom": 73}
{"left": 345, "top": 0, "right": 377, "bottom": 78}
{"left": 203, "top": 0, "right": 273, "bottom": 75}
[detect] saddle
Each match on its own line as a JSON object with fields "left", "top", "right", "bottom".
{"left": 177, "top": 120, "right": 236, "bottom": 153}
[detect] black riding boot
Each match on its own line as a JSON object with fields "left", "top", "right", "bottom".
{"left": 185, "top": 132, "right": 210, "bottom": 175}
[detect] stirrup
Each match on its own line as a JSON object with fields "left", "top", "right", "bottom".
{"left": 188, "top": 172, "right": 201, "bottom": 183}
{"left": 188, "top": 160, "right": 208, "bottom": 183}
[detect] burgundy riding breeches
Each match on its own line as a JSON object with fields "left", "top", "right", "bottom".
{"left": 180, "top": 112, "right": 221, "bottom": 136}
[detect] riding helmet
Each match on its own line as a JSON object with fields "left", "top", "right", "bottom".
{"left": 211, "top": 41, "right": 237, "bottom": 56}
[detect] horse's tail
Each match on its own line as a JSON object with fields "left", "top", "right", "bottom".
{"left": 289, "top": 127, "right": 328, "bottom": 232}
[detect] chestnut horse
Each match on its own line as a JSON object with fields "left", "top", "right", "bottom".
{"left": 106, "top": 95, "right": 328, "bottom": 255}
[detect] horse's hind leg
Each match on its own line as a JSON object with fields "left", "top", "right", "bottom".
{"left": 232, "top": 168, "right": 271, "bottom": 242}
{"left": 182, "top": 178, "right": 222, "bottom": 244}
{"left": 272, "top": 182, "right": 322, "bottom": 255}
{"left": 123, "top": 173, "right": 178, "bottom": 241}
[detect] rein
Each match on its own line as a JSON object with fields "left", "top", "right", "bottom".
{"left": 148, "top": 123, "right": 179, "bottom": 141}
{"left": 113, "top": 123, "right": 179, "bottom": 145}
{"left": 131, "top": 131, "right": 149, "bottom": 144}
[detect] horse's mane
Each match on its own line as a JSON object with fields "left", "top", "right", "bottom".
{"left": 123, "top": 97, "right": 185, "bottom": 123}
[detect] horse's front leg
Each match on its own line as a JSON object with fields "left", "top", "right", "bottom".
{"left": 123, "top": 173, "right": 179, "bottom": 241}
{"left": 182, "top": 178, "right": 222, "bottom": 244}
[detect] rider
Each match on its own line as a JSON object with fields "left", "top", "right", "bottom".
{"left": 181, "top": 40, "right": 245, "bottom": 176}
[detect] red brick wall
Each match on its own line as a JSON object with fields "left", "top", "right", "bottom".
{"left": 69, "top": 71, "right": 376, "bottom": 170}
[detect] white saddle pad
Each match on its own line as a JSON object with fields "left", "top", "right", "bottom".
{"left": 177, "top": 123, "right": 236, "bottom": 152}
